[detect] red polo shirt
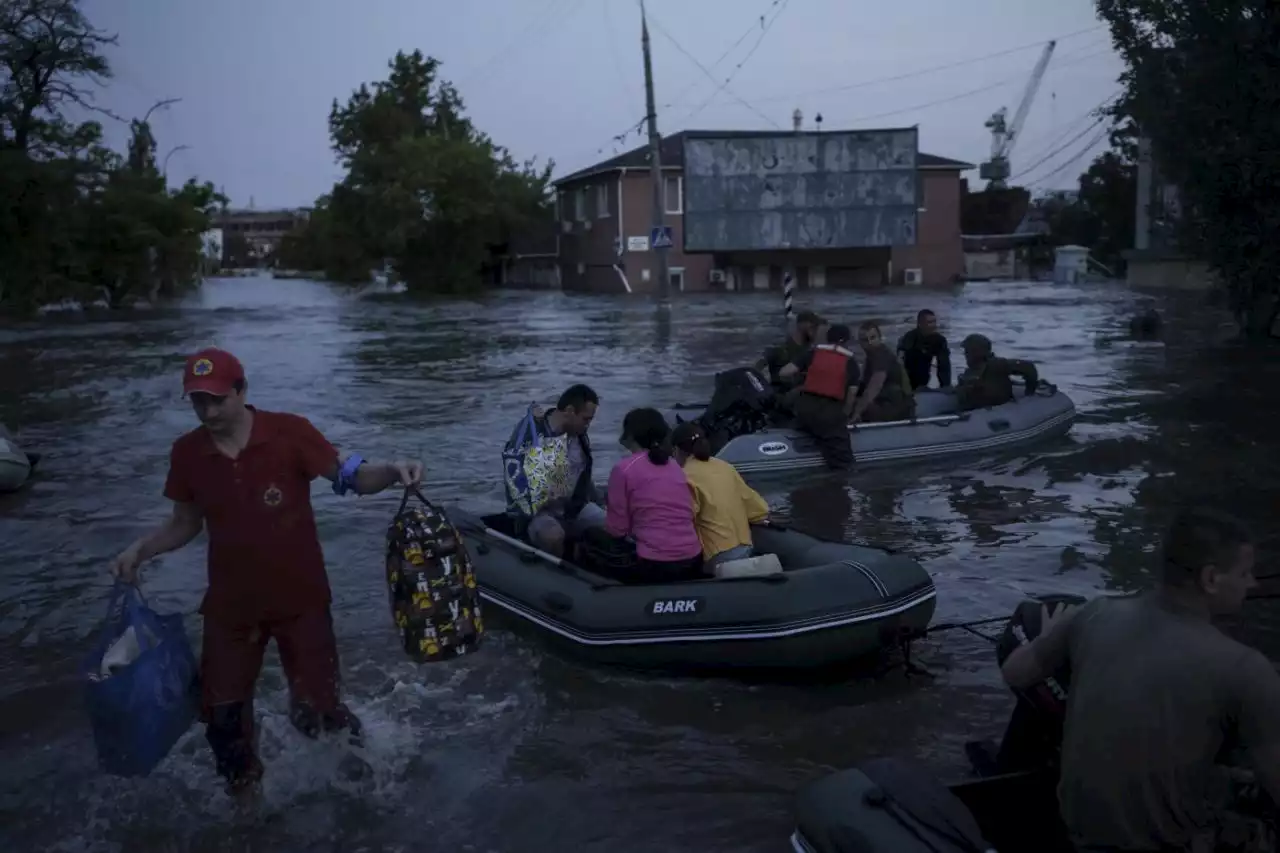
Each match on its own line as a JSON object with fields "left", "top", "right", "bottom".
{"left": 164, "top": 408, "right": 340, "bottom": 624}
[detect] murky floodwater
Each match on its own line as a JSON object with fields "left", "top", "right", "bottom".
{"left": 1, "top": 276, "right": 1278, "bottom": 852}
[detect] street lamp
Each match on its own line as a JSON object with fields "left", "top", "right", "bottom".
{"left": 162, "top": 144, "right": 190, "bottom": 183}
{"left": 143, "top": 97, "right": 181, "bottom": 125}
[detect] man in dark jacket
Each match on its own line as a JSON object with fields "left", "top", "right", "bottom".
{"left": 955, "top": 334, "right": 1039, "bottom": 410}
{"left": 897, "top": 309, "right": 952, "bottom": 390}
{"left": 503, "top": 384, "right": 604, "bottom": 556}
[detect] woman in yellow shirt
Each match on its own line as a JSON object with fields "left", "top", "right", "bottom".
{"left": 671, "top": 422, "right": 770, "bottom": 569}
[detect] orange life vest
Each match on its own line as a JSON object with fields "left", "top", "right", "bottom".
{"left": 801, "top": 344, "right": 853, "bottom": 400}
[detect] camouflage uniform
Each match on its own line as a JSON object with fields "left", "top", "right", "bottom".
{"left": 955, "top": 333, "right": 1039, "bottom": 411}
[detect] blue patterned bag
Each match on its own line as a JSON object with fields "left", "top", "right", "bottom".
{"left": 502, "top": 404, "right": 572, "bottom": 518}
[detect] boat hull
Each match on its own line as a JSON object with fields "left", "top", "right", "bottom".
{"left": 709, "top": 388, "right": 1076, "bottom": 476}
{"left": 449, "top": 509, "right": 937, "bottom": 673}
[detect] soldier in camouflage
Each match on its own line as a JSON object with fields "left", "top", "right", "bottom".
{"left": 955, "top": 333, "right": 1040, "bottom": 410}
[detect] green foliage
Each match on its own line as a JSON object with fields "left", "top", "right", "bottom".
{"left": 1035, "top": 120, "right": 1137, "bottom": 275}
{"left": 1095, "top": 0, "right": 1280, "bottom": 336}
{"left": 0, "top": 0, "right": 221, "bottom": 312}
{"left": 284, "top": 49, "right": 553, "bottom": 292}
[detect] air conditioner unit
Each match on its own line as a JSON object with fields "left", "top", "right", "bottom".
{"left": 709, "top": 269, "right": 726, "bottom": 282}
{"left": 904, "top": 268, "right": 924, "bottom": 286}
{"left": 560, "top": 220, "right": 572, "bottom": 233}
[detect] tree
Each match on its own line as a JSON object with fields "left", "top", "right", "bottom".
{"left": 1037, "top": 136, "right": 1136, "bottom": 274}
{"left": 0, "top": 0, "right": 221, "bottom": 312}
{"left": 1095, "top": 0, "right": 1280, "bottom": 338}
{"left": 289, "top": 50, "right": 553, "bottom": 292}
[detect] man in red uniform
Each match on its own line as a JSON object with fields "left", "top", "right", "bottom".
{"left": 778, "top": 324, "right": 861, "bottom": 469}
{"left": 109, "top": 348, "right": 423, "bottom": 801}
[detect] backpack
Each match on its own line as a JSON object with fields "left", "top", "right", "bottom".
{"left": 386, "top": 488, "right": 484, "bottom": 663}
{"left": 696, "top": 367, "right": 776, "bottom": 453}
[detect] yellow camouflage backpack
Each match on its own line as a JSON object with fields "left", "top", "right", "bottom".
{"left": 385, "top": 487, "right": 483, "bottom": 663}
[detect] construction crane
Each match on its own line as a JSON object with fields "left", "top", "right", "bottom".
{"left": 980, "top": 40, "right": 1057, "bottom": 188}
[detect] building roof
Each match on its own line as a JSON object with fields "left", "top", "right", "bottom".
{"left": 554, "top": 129, "right": 975, "bottom": 186}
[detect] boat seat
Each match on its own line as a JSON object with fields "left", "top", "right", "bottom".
{"left": 713, "top": 553, "right": 783, "bottom": 579}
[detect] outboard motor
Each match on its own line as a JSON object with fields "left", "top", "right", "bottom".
{"left": 969, "top": 594, "right": 1086, "bottom": 775}
{"left": 697, "top": 367, "right": 776, "bottom": 454}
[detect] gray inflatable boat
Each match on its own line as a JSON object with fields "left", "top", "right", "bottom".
{"left": 0, "top": 425, "right": 37, "bottom": 493}
{"left": 790, "top": 759, "right": 1068, "bottom": 853}
{"left": 447, "top": 509, "right": 936, "bottom": 672}
{"left": 711, "top": 384, "right": 1075, "bottom": 476}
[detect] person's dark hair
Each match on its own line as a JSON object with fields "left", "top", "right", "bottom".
{"left": 557, "top": 383, "right": 599, "bottom": 412}
{"left": 232, "top": 378, "right": 246, "bottom": 393}
{"left": 1161, "top": 507, "right": 1253, "bottom": 588}
{"left": 826, "top": 323, "right": 851, "bottom": 344}
{"left": 621, "top": 407, "right": 673, "bottom": 465}
{"left": 672, "top": 421, "right": 712, "bottom": 462}
{"left": 917, "top": 309, "right": 935, "bottom": 322}
{"left": 859, "top": 319, "right": 882, "bottom": 334}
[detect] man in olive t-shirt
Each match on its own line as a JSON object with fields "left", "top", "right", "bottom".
{"left": 1002, "top": 507, "right": 1280, "bottom": 852}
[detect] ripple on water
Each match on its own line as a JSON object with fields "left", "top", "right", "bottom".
{"left": 1, "top": 277, "right": 1274, "bottom": 851}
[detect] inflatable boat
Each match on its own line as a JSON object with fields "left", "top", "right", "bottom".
{"left": 0, "top": 425, "right": 37, "bottom": 493}
{"left": 789, "top": 595, "right": 1085, "bottom": 853}
{"left": 790, "top": 759, "right": 1069, "bottom": 853}
{"left": 447, "top": 508, "right": 936, "bottom": 672}
{"left": 676, "top": 369, "right": 1076, "bottom": 476}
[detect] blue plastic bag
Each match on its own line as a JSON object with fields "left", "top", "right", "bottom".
{"left": 81, "top": 582, "right": 200, "bottom": 777}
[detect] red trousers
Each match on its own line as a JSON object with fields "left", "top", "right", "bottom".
{"left": 201, "top": 607, "right": 357, "bottom": 788}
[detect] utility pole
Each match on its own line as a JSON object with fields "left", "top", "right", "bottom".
{"left": 640, "top": 0, "right": 670, "bottom": 303}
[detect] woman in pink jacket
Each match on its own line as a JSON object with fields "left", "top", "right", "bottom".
{"left": 605, "top": 408, "right": 704, "bottom": 582}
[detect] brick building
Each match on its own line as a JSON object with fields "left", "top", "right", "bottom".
{"left": 551, "top": 130, "right": 973, "bottom": 293}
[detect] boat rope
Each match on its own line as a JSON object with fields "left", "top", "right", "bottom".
{"left": 923, "top": 615, "right": 1007, "bottom": 644}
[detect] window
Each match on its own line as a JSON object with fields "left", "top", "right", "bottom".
{"left": 669, "top": 267, "right": 685, "bottom": 292}
{"left": 574, "top": 187, "right": 587, "bottom": 221}
{"left": 596, "top": 183, "right": 610, "bottom": 218}
{"left": 664, "top": 175, "right": 683, "bottom": 214}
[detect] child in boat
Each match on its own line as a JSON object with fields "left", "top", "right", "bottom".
{"left": 671, "top": 421, "right": 770, "bottom": 570}
{"left": 605, "top": 408, "right": 704, "bottom": 582}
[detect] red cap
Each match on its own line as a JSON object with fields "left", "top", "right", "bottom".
{"left": 183, "top": 348, "right": 245, "bottom": 396}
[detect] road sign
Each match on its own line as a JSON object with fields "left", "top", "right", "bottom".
{"left": 650, "top": 226, "right": 674, "bottom": 250}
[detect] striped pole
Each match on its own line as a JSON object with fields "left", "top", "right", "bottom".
{"left": 783, "top": 271, "right": 795, "bottom": 320}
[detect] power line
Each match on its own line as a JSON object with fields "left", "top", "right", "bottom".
{"left": 602, "top": 0, "right": 639, "bottom": 113}
{"left": 837, "top": 46, "right": 1113, "bottom": 128}
{"left": 554, "top": 31, "right": 1112, "bottom": 174}
{"left": 1009, "top": 93, "right": 1118, "bottom": 182}
{"left": 644, "top": 11, "right": 782, "bottom": 128}
{"left": 459, "top": 0, "right": 581, "bottom": 90}
{"left": 742, "top": 25, "right": 1106, "bottom": 106}
{"left": 664, "top": 0, "right": 784, "bottom": 109}
{"left": 681, "top": 0, "right": 794, "bottom": 123}
{"left": 1026, "top": 126, "right": 1111, "bottom": 188}
{"left": 1015, "top": 91, "right": 1120, "bottom": 173}
{"left": 1011, "top": 118, "right": 1106, "bottom": 181}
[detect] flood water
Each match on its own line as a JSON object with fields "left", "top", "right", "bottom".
{"left": 1, "top": 276, "right": 1278, "bottom": 852}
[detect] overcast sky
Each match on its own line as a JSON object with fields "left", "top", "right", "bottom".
{"left": 82, "top": 0, "right": 1123, "bottom": 209}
